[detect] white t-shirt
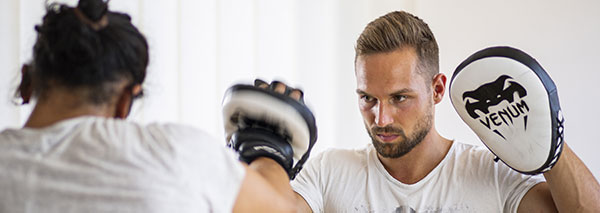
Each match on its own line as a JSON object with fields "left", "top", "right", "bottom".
{"left": 0, "top": 116, "right": 245, "bottom": 212}
{"left": 292, "top": 141, "right": 544, "bottom": 212}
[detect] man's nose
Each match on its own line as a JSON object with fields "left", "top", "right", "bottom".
{"left": 375, "top": 102, "right": 394, "bottom": 127}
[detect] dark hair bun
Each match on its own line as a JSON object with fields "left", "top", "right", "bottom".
{"left": 77, "top": 0, "right": 108, "bottom": 21}
{"left": 29, "top": 0, "right": 148, "bottom": 104}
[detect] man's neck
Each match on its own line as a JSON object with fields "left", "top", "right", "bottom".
{"left": 377, "top": 129, "right": 453, "bottom": 184}
{"left": 24, "top": 92, "right": 114, "bottom": 129}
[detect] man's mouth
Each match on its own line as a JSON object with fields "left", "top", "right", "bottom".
{"left": 376, "top": 133, "right": 399, "bottom": 142}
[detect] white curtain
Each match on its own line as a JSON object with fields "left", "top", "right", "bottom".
{"left": 1, "top": 0, "right": 409, "bottom": 154}
{"left": 1, "top": 0, "right": 599, "bottom": 179}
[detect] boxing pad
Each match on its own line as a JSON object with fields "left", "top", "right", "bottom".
{"left": 449, "top": 46, "right": 564, "bottom": 175}
{"left": 222, "top": 84, "right": 317, "bottom": 179}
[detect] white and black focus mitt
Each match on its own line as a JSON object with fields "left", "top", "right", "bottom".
{"left": 222, "top": 81, "right": 317, "bottom": 180}
{"left": 450, "top": 46, "right": 564, "bottom": 175}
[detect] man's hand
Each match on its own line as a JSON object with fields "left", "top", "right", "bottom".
{"left": 450, "top": 46, "right": 600, "bottom": 212}
{"left": 225, "top": 79, "right": 318, "bottom": 212}
{"left": 222, "top": 79, "right": 317, "bottom": 179}
{"left": 254, "top": 79, "right": 305, "bottom": 102}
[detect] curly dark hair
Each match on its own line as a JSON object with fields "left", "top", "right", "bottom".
{"left": 25, "top": 0, "right": 149, "bottom": 104}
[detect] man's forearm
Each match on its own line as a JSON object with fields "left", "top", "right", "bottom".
{"left": 544, "top": 143, "right": 600, "bottom": 212}
{"left": 233, "top": 158, "right": 295, "bottom": 212}
{"left": 249, "top": 157, "right": 297, "bottom": 202}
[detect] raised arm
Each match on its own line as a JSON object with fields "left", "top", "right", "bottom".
{"left": 519, "top": 143, "right": 600, "bottom": 212}
{"left": 225, "top": 80, "right": 318, "bottom": 212}
{"left": 295, "top": 192, "right": 313, "bottom": 213}
{"left": 450, "top": 47, "right": 600, "bottom": 212}
{"left": 233, "top": 158, "right": 296, "bottom": 212}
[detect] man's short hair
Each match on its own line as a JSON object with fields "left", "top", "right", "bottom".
{"left": 355, "top": 11, "right": 439, "bottom": 81}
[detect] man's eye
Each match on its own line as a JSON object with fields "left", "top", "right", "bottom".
{"left": 392, "top": 95, "right": 406, "bottom": 102}
{"left": 361, "top": 95, "right": 374, "bottom": 102}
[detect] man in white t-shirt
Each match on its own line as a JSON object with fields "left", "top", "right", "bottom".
{"left": 292, "top": 11, "right": 600, "bottom": 212}
{"left": 0, "top": 0, "right": 299, "bottom": 212}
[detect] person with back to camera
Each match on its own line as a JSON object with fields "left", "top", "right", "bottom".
{"left": 291, "top": 11, "right": 600, "bottom": 212}
{"left": 0, "top": 0, "right": 318, "bottom": 212}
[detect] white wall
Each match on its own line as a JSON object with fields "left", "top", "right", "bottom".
{"left": 1, "top": 0, "right": 598, "bottom": 180}
{"left": 415, "top": 0, "right": 600, "bottom": 180}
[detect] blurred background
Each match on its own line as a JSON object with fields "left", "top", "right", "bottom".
{"left": 1, "top": 0, "right": 598, "bottom": 180}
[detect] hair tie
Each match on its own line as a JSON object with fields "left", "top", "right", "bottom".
{"left": 73, "top": 7, "right": 108, "bottom": 31}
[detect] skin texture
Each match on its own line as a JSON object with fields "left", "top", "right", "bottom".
{"left": 354, "top": 47, "right": 452, "bottom": 185}
{"left": 357, "top": 49, "right": 434, "bottom": 160}
{"left": 24, "top": 81, "right": 140, "bottom": 128}
{"left": 233, "top": 158, "right": 295, "bottom": 212}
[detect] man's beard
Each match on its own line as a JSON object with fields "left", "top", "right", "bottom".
{"left": 367, "top": 110, "right": 433, "bottom": 159}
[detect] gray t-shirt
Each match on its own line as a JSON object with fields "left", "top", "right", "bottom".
{"left": 0, "top": 116, "right": 245, "bottom": 212}
{"left": 292, "top": 142, "right": 544, "bottom": 212}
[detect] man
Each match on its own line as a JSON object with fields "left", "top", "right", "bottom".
{"left": 0, "top": 0, "right": 306, "bottom": 212}
{"left": 292, "top": 11, "right": 600, "bottom": 212}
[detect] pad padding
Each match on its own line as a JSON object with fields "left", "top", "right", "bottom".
{"left": 222, "top": 85, "right": 317, "bottom": 178}
{"left": 450, "top": 46, "right": 564, "bottom": 174}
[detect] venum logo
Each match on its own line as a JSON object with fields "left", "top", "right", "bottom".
{"left": 462, "top": 75, "right": 529, "bottom": 139}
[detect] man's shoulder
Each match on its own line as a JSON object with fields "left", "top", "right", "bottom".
{"left": 88, "top": 117, "right": 216, "bottom": 143}
{"left": 293, "top": 146, "right": 372, "bottom": 193}
{"left": 29, "top": 116, "right": 220, "bottom": 151}
{"left": 115, "top": 119, "right": 226, "bottom": 153}
{"left": 320, "top": 146, "right": 370, "bottom": 155}
{"left": 64, "top": 118, "right": 237, "bottom": 173}
{"left": 144, "top": 121, "right": 213, "bottom": 140}
{"left": 308, "top": 145, "right": 372, "bottom": 169}
{"left": 451, "top": 141, "right": 493, "bottom": 158}
{"left": 445, "top": 140, "right": 508, "bottom": 177}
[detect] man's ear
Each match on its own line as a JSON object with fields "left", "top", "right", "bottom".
{"left": 18, "top": 64, "right": 33, "bottom": 104}
{"left": 432, "top": 73, "right": 447, "bottom": 104}
{"left": 114, "top": 84, "right": 141, "bottom": 119}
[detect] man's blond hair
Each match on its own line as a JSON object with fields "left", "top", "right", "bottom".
{"left": 355, "top": 11, "right": 439, "bottom": 80}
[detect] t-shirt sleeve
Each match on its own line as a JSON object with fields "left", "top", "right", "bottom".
{"left": 496, "top": 162, "right": 545, "bottom": 213}
{"left": 291, "top": 151, "right": 326, "bottom": 212}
